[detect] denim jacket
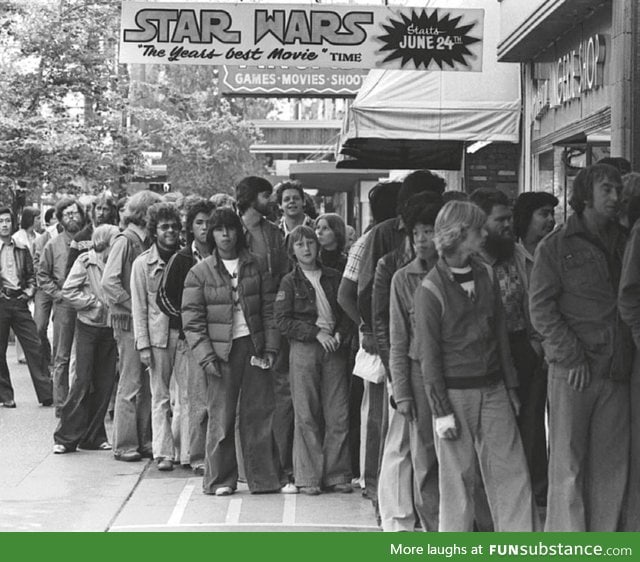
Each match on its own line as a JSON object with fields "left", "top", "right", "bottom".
{"left": 131, "top": 244, "right": 171, "bottom": 350}
{"left": 414, "top": 257, "right": 518, "bottom": 418}
{"left": 275, "top": 263, "right": 351, "bottom": 343}
{"left": 530, "top": 213, "right": 632, "bottom": 380}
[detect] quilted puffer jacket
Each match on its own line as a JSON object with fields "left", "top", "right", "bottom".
{"left": 181, "top": 248, "right": 279, "bottom": 367}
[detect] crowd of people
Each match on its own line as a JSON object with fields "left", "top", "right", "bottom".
{"left": 0, "top": 161, "right": 639, "bottom": 532}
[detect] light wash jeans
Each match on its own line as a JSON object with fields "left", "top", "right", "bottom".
{"left": 434, "top": 382, "right": 536, "bottom": 532}
{"left": 289, "top": 340, "right": 351, "bottom": 488}
{"left": 112, "top": 326, "right": 152, "bottom": 457}
{"left": 149, "top": 329, "right": 186, "bottom": 461}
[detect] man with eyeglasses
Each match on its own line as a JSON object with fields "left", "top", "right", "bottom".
{"left": 131, "top": 203, "right": 182, "bottom": 471}
{"left": 0, "top": 207, "right": 53, "bottom": 408}
{"left": 37, "top": 198, "right": 85, "bottom": 416}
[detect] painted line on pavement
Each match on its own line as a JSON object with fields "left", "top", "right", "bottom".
{"left": 282, "top": 494, "right": 296, "bottom": 525}
{"left": 168, "top": 480, "right": 196, "bottom": 526}
{"left": 110, "top": 522, "right": 380, "bottom": 531}
{"left": 225, "top": 498, "right": 242, "bottom": 524}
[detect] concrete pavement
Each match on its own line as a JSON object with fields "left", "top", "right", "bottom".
{"left": 0, "top": 343, "right": 148, "bottom": 531}
{"left": 0, "top": 342, "right": 379, "bottom": 532}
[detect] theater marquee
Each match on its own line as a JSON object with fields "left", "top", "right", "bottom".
{"left": 120, "top": 2, "right": 484, "bottom": 72}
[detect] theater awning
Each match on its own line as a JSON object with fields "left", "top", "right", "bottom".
{"left": 338, "top": 0, "right": 521, "bottom": 170}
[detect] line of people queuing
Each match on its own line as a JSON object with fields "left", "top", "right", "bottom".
{"left": 0, "top": 161, "right": 639, "bottom": 530}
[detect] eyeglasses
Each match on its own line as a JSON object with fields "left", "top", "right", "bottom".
{"left": 0, "top": 218, "right": 12, "bottom": 225}
{"left": 157, "top": 223, "right": 180, "bottom": 232}
{"left": 62, "top": 210, "right": 81, "bottom": 219}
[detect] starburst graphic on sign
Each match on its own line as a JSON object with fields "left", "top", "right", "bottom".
{"left": 377, "top": 9, "right": 481, "bottom": 70}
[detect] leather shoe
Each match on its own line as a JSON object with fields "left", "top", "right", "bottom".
{"left": 157, "top": 459, "right": 174, "bottom": 471}
{"left": 1, "top": 400, "right": 16, "bottom": 408}
{"left": 139, "top": 449, "right": 154, "bottom": 459}
{"left": 40, "top": 399, "right": 53, "bottom": 407}
{"left": 114, "top": 451, "right": 142, "bottom": 462}
{"left": 326, "top": 483, "right": 353, "bottom": 494}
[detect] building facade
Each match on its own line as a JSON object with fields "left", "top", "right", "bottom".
{"left": 498, "top": 0, "right": 638, "bottom": 219}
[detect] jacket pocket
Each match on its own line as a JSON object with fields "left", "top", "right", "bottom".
{"left": 562, "top": 250, "right": 602, "bottom": 290}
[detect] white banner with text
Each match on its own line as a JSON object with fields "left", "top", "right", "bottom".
{"left": 120, "top": 2, "right": 483, "bottom": 71}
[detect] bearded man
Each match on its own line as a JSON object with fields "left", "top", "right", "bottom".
{"left": 37, "top": 197, "right": 85, "bottom": 415}
{"left": 470, "top": 188, "right": 547, "bottom": 507}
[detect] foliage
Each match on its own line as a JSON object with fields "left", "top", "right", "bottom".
{"left": 129, "top": 65, "right": 270, "bottom": 197}
{"left": 0, "top": 0, "right": 146, "bottom": 209}
{"left": 0, "top": 0, "right": 271, "bottom": 209}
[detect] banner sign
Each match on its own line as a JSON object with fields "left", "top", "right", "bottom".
{"left": 220, "top": 66, "right": 369, "bottom": 97}
{"left": 120, "top": 3, "right": 484, "bottom": 72}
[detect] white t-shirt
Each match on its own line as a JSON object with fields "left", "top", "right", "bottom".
{"left": 221, "top": 258, "right": 251, "bottom": 340}
{"left": 302, "top": 268, "right": 335, "bottom": 334}
{"left": 450, "top": 265, "right": 475, "bottom": 298}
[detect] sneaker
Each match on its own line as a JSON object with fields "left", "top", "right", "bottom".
{"left": 280, "top": 483, "right": 298, "bottom": 494}
{"left": 53, "top": 444, "right": 68, "bottom": 454}
{"left": 215, "top": 486, "right": 234, "bottom": 496}
{"left": 327, "top": 483, "right": 353, "bottom": 494}
{"left": 192, "top": 464, "right": 205, "bottom": 476}
{"left": 299, "top": 486, "right": 321, "bottom": 496}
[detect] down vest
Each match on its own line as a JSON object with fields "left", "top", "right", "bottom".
{"left": 181, "top": 249, "right": 279, "bottom": 367}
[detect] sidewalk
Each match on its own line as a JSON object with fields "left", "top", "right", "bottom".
{"left": 0, "top": 343, "right": 147, "bottom": 531}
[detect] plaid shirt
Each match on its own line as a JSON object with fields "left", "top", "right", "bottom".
{"left": 493, "top": 257, "right": 527, "bottom": 333}
{"left": 342, "top": 231, "right": 370, "bottom": 282}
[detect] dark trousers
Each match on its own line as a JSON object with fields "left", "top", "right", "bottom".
{"left": 54, "top": 320, "right": 117, "bottom": 449}
{"left": 272, "top": 338, "right": 294, "bottom": 481}
{"left": 509, "top": 331, "right": 548, "bottom": 504}
{"left": 33, "top": 288, "right": 54, "bottom": 368}
{"left": 364, "top": 380, "right": 385, "bottom": 501}
{"left": 0, "top": 296, "right": 52, "bottom": 403}
{"left": 203, "top": 336, "right": 282, "bottom": 494}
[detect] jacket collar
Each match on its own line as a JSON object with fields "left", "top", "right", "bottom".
{"left": 293, "top": 261, "right": 329, "bottom": 280}
{"left": 405, "top": 254, "right": 436, "bottom": 275}
{"left": 83, "top": 249, "right": 104, "bottom": 268}
{"left": 209, "top": 248, "right": 253, "bottom": 268}
{"left": 514, "top": 242, "right": 533, "bottom": 264}
{"left": 564, "top": 212, "right": 624, "bottom": 239}
{"left": 436, "top": 255, "right": 485, "bottom": 283}
{"left": 127, "top": 223, "right": 147, "bottom": 242}
{"left": 146, "top": 244, "right": 162, "bottom": 266}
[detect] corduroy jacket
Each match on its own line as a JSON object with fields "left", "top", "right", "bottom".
{"left": 181, "top": 249, "right": 279, "bottom": 367}
{"left": 413, "top": 256, "right": 518, "bottom": 418}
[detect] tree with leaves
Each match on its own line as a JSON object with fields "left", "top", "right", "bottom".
{"left": 0, "top": 0, "right": 147, "bottom": 211}
{"left": 0, "top": 0, "right": 270, "bottom": 211}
